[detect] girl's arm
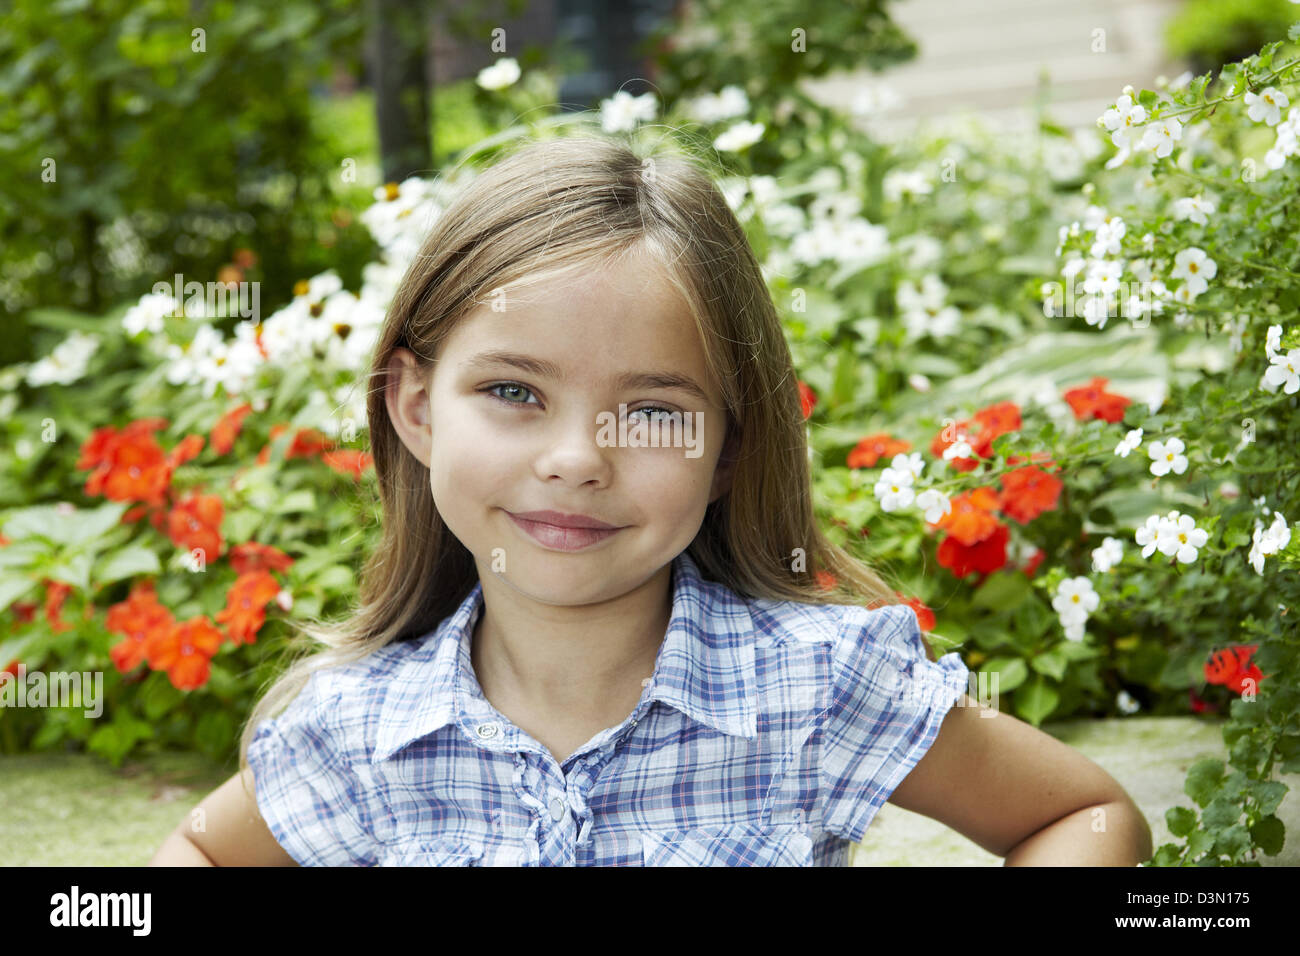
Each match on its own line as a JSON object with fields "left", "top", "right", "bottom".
{"left": 148, "top": 769, "right": 300, "bottom": 867}
{"left": 886, "top": 695, "right": 1154, "bottom": 866}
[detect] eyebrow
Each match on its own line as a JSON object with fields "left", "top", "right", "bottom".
{"left": 462, "top": 349, "right": 713, "bottom": 404}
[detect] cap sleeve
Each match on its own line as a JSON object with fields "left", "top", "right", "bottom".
{"left": 246, "top": 670, "right": 379, "bottom": 866}
{"left": 819, "top": 603, "right": 971, "bottom": 844}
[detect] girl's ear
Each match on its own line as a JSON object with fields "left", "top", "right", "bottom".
{"left": 385, "top": 348, "right": 433, "bottom": 464}
{"left": 708, "top": 424, "right": 741, "bottom": 504}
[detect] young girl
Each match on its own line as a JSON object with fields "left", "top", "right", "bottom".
{"left": 151, "top": 134, "right": 1152, "bottom": 867}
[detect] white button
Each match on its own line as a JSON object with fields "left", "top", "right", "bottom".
{"left": 475, "top": 722, "right": 500, "bottom": 739}
{"left": 549, "top": 797, "right": 566, "bottom": 822}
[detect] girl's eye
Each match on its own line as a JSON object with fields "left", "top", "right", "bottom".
{"left": 480, "top": 384, "right": 680, "bottom": 423}
{"left": 482, "top": 382, "right": 540, "bottom": 407}
{"left": 627, "top": 406, "right": 680, "bottom": 425}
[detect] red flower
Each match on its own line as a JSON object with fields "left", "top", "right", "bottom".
{"left": 78, "top": 421, "right": 173, "bottom": 506}
{"left": 228, "top": 542, "right": 295, "bottom": 576}
{"left": 211, "top": 403, "right": 253, "bottom": 456}
{"left": 106, "top": 581, "right": 175, "bottom": 674}
{"left": 321, "top": 449, "right": 374, "bottom": 479}
{"left": 44, "top": 579, "right": 74, "bottom": 634}
{"left": 936, "top": 487, "right": 1001, "bottom": 545}
{"left": 898, "top": 592, "right": 935, "bottom": 631}
{"left": 797, "top": 381, "right": 816, "bottom": 420}
{"left": 1062, "top": 377, "right": 1132, "bottom": 424}
{"left": 1021, "top": 547, "right": 1046, "bottom": 578}
{"left": 1204, "top": 644, "right": 1265, "bottom": 694}
{"left": 998, "top": 465, "right": 1064, "bottom": 524}
{"left": 936, "top": 523, "right": 1009, "bottom": 578}
{"left": 931, "top": 401, "right": 1023, "bottom": 471}
{"left": 3, "top": 659, "right": 20, "bottom": 677}
{"left": 257, "top": 424, "right": 333, "bottom": 465}
{"left": 814, "top": 569, "right": 836, "bottom": 591}
{"left": 1188, "top": 688, "right": 1217, "bottom": 714}
{"left": 144, "top": 616, "right": 223, "bottom": 691}
{"left": 215, "top": 570, "right": 283, "bottom": 646}
{"left": 847, "top": 433, "right": 912, "bottom": 469}
{"left": 166, "top": 434, "right": 205, "bottom": 470}
{"left": 165, "top": 493, "right": 224, "bottom": 562}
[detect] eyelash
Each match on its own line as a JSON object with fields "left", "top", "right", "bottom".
{"left": 480, "top": 382, "right": 679, "bottom": 420}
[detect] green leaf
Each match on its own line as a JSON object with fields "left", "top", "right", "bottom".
{"left": 1013, "top": 675, "right": 1059, "bottom": 725}
{"left": 313, "top": 564, "right": 355, "bottom": 593}
{"left": 1030, "top": 647, "right": 1068, "bottom": 681}
{"left": 1166, "top": 806, "right": 1197, "bottom": 838}
{"left": 981, "top": 657, "right": 1027, "bottom": 693}
{"left": 1187, "top": 828, "right": 1216, "bottom": 859}
{"left": 1185, "top": 758, "right": 1225, "bottom": 808}
{"left": 1289, "top": 23, "right": 1300, "bottom": 43}
{"left": 1212, "top": 824, "right": 1251, "bottom": 861}
{"left": 0, "top": 574, "right": 37, "bottom": 611}
{"left": 272, "top": 490, "right": 317, "bottom": 514}
{"left": 93, "top": 546, "right": 162, "bottom": 587}
{"left": 1201, "top": 795, "right": 1242, "bottom": 829}
{"left": 971, "top": 570, "right": 1032, "bottom": 611}
{"left": 2, "top": 501, "right": 129, "bottom": 548}
{"left": 1248, "top": 780, "right": 1288, "bottom": 817}
{"left": 1250, "top": 815, "right": 1285, "bottom": 856}
{"left": 140, "top": 672, "right": 184, "bottom": 720}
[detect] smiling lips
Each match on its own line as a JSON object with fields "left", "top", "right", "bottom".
{"left": 507, "top": 510, "right": 624, "bottom": 551}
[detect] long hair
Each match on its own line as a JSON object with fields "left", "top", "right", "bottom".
{"left": 238, "top": 132, "right": 929, "bottom": 788}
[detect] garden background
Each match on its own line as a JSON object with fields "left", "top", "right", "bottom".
{"left": 1, "top": 0, "right": 1299, "bottom": 866}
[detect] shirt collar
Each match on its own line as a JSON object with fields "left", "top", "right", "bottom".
{"left": 371, "top": 550, "right": 757, "bottom": 762}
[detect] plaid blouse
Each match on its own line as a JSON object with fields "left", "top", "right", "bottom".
{"left": 247, "top": 549, "right": 971, "bottom": 866}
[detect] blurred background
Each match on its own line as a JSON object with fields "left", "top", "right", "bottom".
{"left": 4, "top": 0, "right": 1294, "bottom": 361}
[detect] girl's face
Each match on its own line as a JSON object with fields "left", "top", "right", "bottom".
{"left": 386, "top": 246, "right": 738, "bottom": 605}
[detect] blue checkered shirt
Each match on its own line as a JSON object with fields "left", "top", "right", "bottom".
{"left": 247, "top": 550, "right": 971, "bottom": 866}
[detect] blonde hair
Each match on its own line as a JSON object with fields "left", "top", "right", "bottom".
{"left": 238, "top": 132, "right": 930, "bottom": 788}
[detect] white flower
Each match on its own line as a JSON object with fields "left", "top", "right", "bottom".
{"left": 1135, "top": 514, "right": 1165, "bottom": 558}
{"left": 1116, "top": 690, "right": 1141, "bottom": 715}
{"left": 1083, "top": 259, "right": 1123, "bottom": 297}
{"left": 163, "top": 323, "right": 225, "bottom": 387}
{"left": 1263, "top": 348, "right": 1300, "bottom": 394}
{"left": 1053, "top": 577, "right": 1099, "bottom": 639}
{"left": 600, "top": 90, "right": 657, "bottom": 133}
{"left": 915, "top": 488, "right": 952, "bottom": 524}
{"left": 1100, "top": 95, "right": 1148, "bottom": 150}
{"left": 1147, "top": 436, "right": 1188, "bottom": 476}
{"left": 873, "top": 467, "right": 916, "bottom": 512}
{"left": 1248, "top": 512, "right": 1292, "bottom": 574}
{"left": 25, "top": 331, "right": 100, "bottom": 387}
{"left": 883, "top": 169, "right": 932, "bottom": 202}
{"left": 1141, "top": 232, "right": 1156, "bottom": 252}
{"left": 1170, "top": 247, "right": 1216, "bottom": 296}
{"left": 889, "top": 452, "right": 927, "bottom": 483}
{"left": 908, "top": 372, "right": 931, "bottom": 392}
{"left": 943, "top": 439, "right": 973, "bottom": 461}
{"left": 688, "top": 85, "right": 750, "bottom": 123}
{"left": 1265, "top": 324, "right": 1283, "bottom": 361}
{"left": 713, "top": 120, "right": 764, "bottom": 152}
{"left": 1089, "top": 216, "right": 1126, "bottom": 257}
{"left": 1115, "top": 427, "right": 1143, "bottom": 458}
{"left": 1141, "top": 117, "right": 1183, "bottom": 158}
{"left": 1156, "top": 511, "right": 1209, "bottom": 563}
{"left": 1091, "top": 536, "right": 1125, "bottom": 573}
{"left": 122, "top": 292, "right": 179, "bottom": 338}
{"left": 1263, "top": 108, "right": 1300, "bottom": 169}
{"left": 1172, "top": 195, "right": 1216, "bottom": 226}
{"left": 1245, "top": 87, "right": 1289, "bottom": 126}
{"left": 476, "top": 57, "right": 520, "bottom": 91}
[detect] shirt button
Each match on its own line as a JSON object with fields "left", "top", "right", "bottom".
{"left": 475, "top": 722, "right": 500, "bottom": 739}
{"left": 549, "top": 797, "right": 566, "bottom": 822}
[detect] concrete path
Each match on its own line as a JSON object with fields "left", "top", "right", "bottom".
{"left": 803, "top": 0, "right": 1188, "bottom": 137}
